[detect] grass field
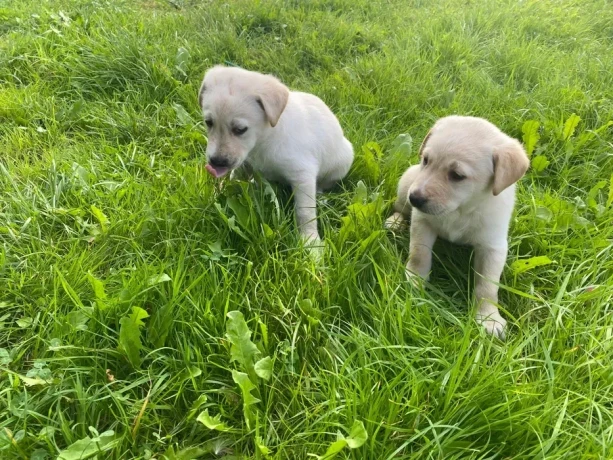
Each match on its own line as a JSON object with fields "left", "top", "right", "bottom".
{"left": 1, "top": 0, "right": 613, "bottom": 458}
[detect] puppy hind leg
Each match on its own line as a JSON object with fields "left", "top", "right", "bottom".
{"left": 385, "top": 212, "right": 406, "bottom": 230}
{"left": 386, "top": 165, "right": 419, "bottom": 230}
{"left": 385, "top": 190, "right": 412, "bottom": 230}
{"left": 335, "top": 137, "right": 354, "bottom": 182}
{"left": 318, "top": 138, "right": 354, "bottom": 192}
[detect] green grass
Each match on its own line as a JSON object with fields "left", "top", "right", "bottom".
{"left": 1, "top": 0, "right": 613, "bottom": 458}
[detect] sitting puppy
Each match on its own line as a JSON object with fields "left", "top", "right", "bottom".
{"left": 386, "top": 116, "right": 529, "bottom": 339}
{"left": 199, "top": 65, "right": 354, "bottom": 247}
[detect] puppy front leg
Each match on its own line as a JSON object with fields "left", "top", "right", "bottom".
{"left": 474, "top": 245, "right": 508, "bottom": 339}
{"left": 292, "top": 178, "right": 320, "bottom": 246}
{"left": 406, "top": 215, "right": 437, "bottom": 281}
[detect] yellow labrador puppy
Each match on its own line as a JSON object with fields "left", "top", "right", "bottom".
{"left": 199, "top": 66, "right": 354, "bottom": 248}
{"left": 386, "top": 116, "right": 529, "bottom": 339}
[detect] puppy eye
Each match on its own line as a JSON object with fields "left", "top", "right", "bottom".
{"left": 449, "top": 170, "right": 466, "bottom": 182}
{"left": 205, "top": 119, "right": 213, "bottom": 128}
{"left": 232, "top": 126, "right": 248, "bottom": 136}
{"left": 422, "top": 156, "right": 429, "bottom": 166}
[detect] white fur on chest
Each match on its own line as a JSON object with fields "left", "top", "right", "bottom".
{"left": 246, "top": 147, "right": 290, "bottom": 184}
{"left": 420, "top": 186, "right": 515, "bottom": 248}
{"left": 428, "top": 210, "right": 482, "bottom": 244}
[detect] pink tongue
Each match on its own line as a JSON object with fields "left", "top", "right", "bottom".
{"left": 205, "top": 164, "right": 229, "bottom": 178}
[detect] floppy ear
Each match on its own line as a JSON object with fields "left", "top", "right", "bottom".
{"left": 418, "top": 130, "right": 432, "bottom": 157}
{"left": 256, "top": 75, "right": 290, "bottom": 127}
{"left": 492, "top": 139, "right": 529, "bottom": 196}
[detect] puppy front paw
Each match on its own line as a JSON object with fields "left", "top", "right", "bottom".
{"left": 405, "top": 263, "right": 426, "bottom": 288}
{"left": 476, "top": 308, "right": 507, "bottom": 340}
{"left": 302, "top": 231, "right": 321, "bottom": 245}
{"left": 302, "top": 233, "right": 324, "bottom": 261}
{"left": 384, "top": 212, "right": 405, "bottom": 231}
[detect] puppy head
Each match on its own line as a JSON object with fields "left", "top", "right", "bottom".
{"left": 199, "top": 66, "right": 290, "bottom": 178}
{"left": 408, "top": 116, "right": 529, "bottom": 215}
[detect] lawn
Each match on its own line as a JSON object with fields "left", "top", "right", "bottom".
{"left": 1, "top": 0, "right": 613, "bottom": 458}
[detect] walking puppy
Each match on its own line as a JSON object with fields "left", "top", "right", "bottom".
{"left": 199, "top": 66, "right": 354, "bottom": 247}
{"left": 386, "top": 116, "right": 529, "bottom": 339}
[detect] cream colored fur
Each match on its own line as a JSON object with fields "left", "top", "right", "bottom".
{"left": 386, "top": 115, "right": 529, "bottom": 339}
{"left": 199, "top": 66, "right": 354, "bottom": 248}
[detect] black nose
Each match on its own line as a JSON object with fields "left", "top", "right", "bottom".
{"left": 409, "top": 192, "right": 428, "bottom": 209}
{"left": 208, "top": 156, "right": 231, "bottom": 168}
